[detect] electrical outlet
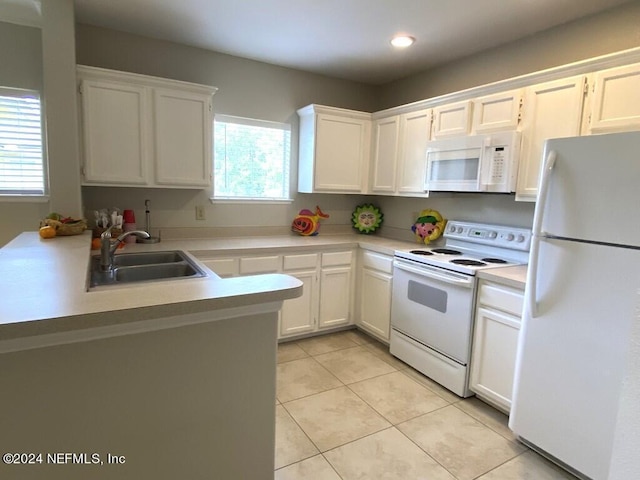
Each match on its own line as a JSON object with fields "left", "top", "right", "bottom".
{"left": 195, "top": 205, "right": 205, "bottom": 221}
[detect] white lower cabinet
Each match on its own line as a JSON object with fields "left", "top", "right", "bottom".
{"left": 199, "top": 250, "right": 354, "bottom": 339}
{"left": 356, "top": 250, "right": 393, "bottom": 342}
{"left": 280, "top": 269, "right": 317, "bottom": 337}
{"left": 318, "top": 251, "right": 354, "bottom": 329}
{"left": 470, "top": 280, "right": 524, "bottom": 413}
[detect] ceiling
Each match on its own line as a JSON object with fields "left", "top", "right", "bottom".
{"left": 7, "top": 0, "right": 633, "bottom": 85}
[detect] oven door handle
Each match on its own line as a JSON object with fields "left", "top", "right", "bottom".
{"left": 393, "top": 260, "right": 474, "bottom": 288}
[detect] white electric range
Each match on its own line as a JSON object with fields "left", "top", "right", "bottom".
{"left": 390, "top": 221, "right": 531, "bottom": 397}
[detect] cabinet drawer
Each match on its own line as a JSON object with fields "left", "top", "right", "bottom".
{"left": 283, "top": 253, "right": 318, "bottom": 271}
{"left": 240, "top": 256, "right": 281, "bottom": 274}
{"left": 321, "top": 251, "right": 353, "bottom": 267}
{"left": 202, "top": 258, "right": 239, "bottom": 277}
{"left": 361, "top": 251, "right": 393, "bottom": 274}
{"left": 478, "top": 282, "right": 524, "bottom": 317}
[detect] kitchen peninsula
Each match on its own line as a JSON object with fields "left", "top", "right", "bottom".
{"left": 0, "top": 232, "right": 302, "bottom": 480}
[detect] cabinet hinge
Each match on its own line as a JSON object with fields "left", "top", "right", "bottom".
{"left": 78, "top": 83, "right": 83, "bottom": 95}
{"left": 517, "top": 96, "right": 524, "bottom": 122}
{"left": 81, "top": 165, "right": 86, "bottom": 176}
{"left": 583, "top": 78, "right": 589, "bottom": 94}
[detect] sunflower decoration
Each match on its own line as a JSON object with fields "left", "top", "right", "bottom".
{"left": 411, "top": 209, "right": 446, "bottom": 244}
{"left": 352, "top": 204, "right": 383, "bottom": 234}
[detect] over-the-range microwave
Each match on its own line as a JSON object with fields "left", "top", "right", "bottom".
{"left": 424, "top": 131, "right": 521, "bottom": 193}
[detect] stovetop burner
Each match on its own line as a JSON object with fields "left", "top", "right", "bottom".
{"left": 409, "top": 250, "right": 434, "bottom": 256}
{"left": 431, "top": 248, "right": 462, "bottom": 255}
{"left": 451, "top": 259, "right": 487, "bottom": 266}
{"left": 482, "top": 258, "right": 508, "bottom": 264}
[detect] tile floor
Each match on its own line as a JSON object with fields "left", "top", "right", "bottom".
{"left": 275, "top": 329, "right": 577, "bottom": 480}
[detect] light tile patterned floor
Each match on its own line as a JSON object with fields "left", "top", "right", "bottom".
{"left": 275, "top": 330, "right": 577, "bottom": 480}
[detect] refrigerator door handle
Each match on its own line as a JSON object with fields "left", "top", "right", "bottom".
{"left": 527, "top": 150, "right": 557, "bottom": 318}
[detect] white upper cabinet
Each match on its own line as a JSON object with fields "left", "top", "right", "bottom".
{"left": 370, "top": 115, "right": 400, "bottom": 193}
{"left": 471, "top": 89, "right": 523, "bottom": 134}
{"left": 370, "top": 108, "right": 431, "bottom": 196}
{"left": 80, "top": 79, "right": 150, "bottom": 185}
{"left": 78, "top": 66, "right": 216, "bottom": 188}
{"left": 516, "top": 75, "right": 587, "bottom": 201}
{"left": 586, "top": 62, "right": 640, "bottom": 134}
{"left": 298, "top": 104, "right": 371, "bottom": 193}
{"left": 431, "top": 100, "right": 472, "bottom": 138}
{"left": 397, "top": 109, "right": 432, "bottom": 195}
{"left": 153, "top": 88, "right": 212, "bottom": 187}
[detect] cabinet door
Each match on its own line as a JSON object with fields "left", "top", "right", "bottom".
{"left": 470, "top": 307, "right": 521, "bottom": 413}
{"left": 359, "top": 268, "right": 392, "bottom": 341}
{"left": 201, "top": 258, "right": 239, "bottom": 278}
{"left": 314, "top": 113, "right": 369, "bottom": 192}
{"left": 153, "top": 88, "right": 212, "bottom": 187}
{"left": 472, "top": 89, "right": 522, "bottom": 134}
{"left": 516, "top": 75, "right": 587, "bottom": 201}
{"left": 588, "top": 63, "right": 640, "bottom": 134}
{"left": 397, "top": 109, "right": 431, "bottom": 195}
{"left": 280, "top": 270, "right": 317, "bottom": 337}
{"left": 370, "top": 116, "right": 400, "bottom": 193}
{"left": 81, "top": 79, "right": 149, "bottom": 185}
{"left": 432, "top": 100, "right": 472, "bottom": 138}
{"left": 318, "top": 266, "right": 352, "bottom": 328}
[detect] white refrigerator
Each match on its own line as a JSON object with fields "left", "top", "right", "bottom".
{"left": 509, "top": 131, "right": 640, "bottom": 480}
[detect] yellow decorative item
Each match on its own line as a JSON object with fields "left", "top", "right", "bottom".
{"left": 291, "top": 206, "right": 329, "bottom": 236}
{"left": 411, "top": 209, "right": 446, "bottom": 244}
{"left": 39, "top": 225, "right": 57, "bottom": 239}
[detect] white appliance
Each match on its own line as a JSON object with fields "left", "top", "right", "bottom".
{"left": 510, "top": 131, "right": 640, "bottom": 480}
{"left": 390, "top": 221, "right": 531, "bottom": 397}
{"left": 425, "top": 131, "right": 521, "bottom": 192}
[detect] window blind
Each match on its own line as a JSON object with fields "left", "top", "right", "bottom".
{"left": 0, "top": 89, "right": 45, "bottom": 195}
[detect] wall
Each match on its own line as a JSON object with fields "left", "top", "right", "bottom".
{"left": 378, "top": 1, "right": 640, "bottom": 109}
{"left": 76, "top": 25, "right": 379, "bottom": 237}
{"left": 0, "top": 21, "right": 50, "bottom": 246}
{"left": 0, "top": 0, "right": 82, "bottom": 247}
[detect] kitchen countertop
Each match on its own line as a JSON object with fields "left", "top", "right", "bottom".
{"left": 477, "top": 264, "right": 528, "bottom": 290}
{"left": 0, "top": 230, "right": 528, "bottom": 344}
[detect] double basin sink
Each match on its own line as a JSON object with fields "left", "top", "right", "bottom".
{"left": 89, "top": 250, "right": 207, "bottom": 288}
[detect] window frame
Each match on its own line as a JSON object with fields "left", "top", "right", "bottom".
{"left": 211, "top": 114, "right": 293, "bottom": 203}
{"left": 0, "top": 86, "right": 48, "bottom": 201}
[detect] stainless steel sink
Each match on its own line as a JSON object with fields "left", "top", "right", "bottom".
{"left": 111, "top": 251, "right": 187, "bottom": 267}
{"left": 89, "top": 250, "right": 207, "bottom": 288}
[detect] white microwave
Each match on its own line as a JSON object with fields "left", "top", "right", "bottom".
{"left": 425, "top": 131, "right": 521, "bottom": 193}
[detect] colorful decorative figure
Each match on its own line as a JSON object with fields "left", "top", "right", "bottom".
{"left": 291, "top": 206, "right": 329, "bottom": 236}
{"left": 352, "top": 204, "right": 383, "bottom": 234}
{"left": 411, "top": 209, "right": 446, "bottom": 244}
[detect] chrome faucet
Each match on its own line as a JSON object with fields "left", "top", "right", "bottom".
{"left": 100, "top": 225, "right": 150, "bottom": 271}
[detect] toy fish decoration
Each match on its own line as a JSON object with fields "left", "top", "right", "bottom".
{"left": 291, "top": 206, "right": 329, "bottom": 236}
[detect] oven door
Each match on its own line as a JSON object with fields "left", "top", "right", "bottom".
{"left": 391, "top": 258, "right": 476, "bottom": 364}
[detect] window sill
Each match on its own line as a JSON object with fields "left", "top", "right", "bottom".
{"left": 209, "top": 197, "right": 294, "bottom": 205}
{"left": 0, "top": 195, "right": 49, "bottom": 203}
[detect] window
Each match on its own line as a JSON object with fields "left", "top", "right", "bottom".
{"left": 213, "top": 115, "right": 291, "bottom": 201}
{"left": 0, "top": 88, "right": 46, "bottom": 196}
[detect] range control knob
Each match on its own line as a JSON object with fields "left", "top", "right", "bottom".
{"left": 506, "top": 233, "right": 515, "bottom": 241}
{"left": 488, "top": 231, "right": 498, "bottom": 239}
{"left": 516, "top": 234, "right": 526, "bottom": 243}
{"left": 449, "top": 225, "right": 456, "bottom": 233}
{"left": 456, "top": 227, "right": 464, "bottom": 234}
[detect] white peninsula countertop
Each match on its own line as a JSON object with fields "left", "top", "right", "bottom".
{"left": 0, "top": 232, "right": 304, "bottom": 347}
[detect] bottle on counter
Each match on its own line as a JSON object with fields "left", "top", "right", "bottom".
{"left": 122, "top": 209, "right": 137, "bottom": 244}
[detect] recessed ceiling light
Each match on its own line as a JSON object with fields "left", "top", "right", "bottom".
{"left": 391, "top": 35, "right": 416, "bottom": 48}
